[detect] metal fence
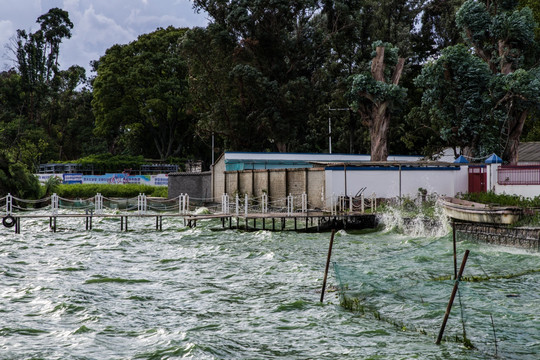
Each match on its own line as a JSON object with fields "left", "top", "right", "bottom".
{"left": 497, "top": 165, "right": 540, "bottom": 185}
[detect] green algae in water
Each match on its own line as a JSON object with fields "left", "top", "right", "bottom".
{"left": 1, "top": 214, "right": 538, "bottom": 359}
{"left": 84, "top": 276, "right": 151, "bottom": 284}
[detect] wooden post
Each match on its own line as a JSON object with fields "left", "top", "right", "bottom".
{"left": 121, "top": 216, "right": 124, "bottom": 231}
{"left": 436, "top": 249, "right": 470, "bottom": 345}
{"left": 320, "top": 229, "right": 336, "bottom": 302}
{"left": 453, "top": 219, "right": 457, "bottom": 279}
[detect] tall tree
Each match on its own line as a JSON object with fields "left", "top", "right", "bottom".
{"left": 456, "top": 0, "right": 540, "bottom": 163}
{"left": 413, "top": 0, "right": 465, "bottom": 62}
{"left": 15, "top": 7, "right": 73, "bottom": 125}
{"left": 414, "top": 45, "right": 495, "bottom": 158}
{"left": 348, "top": 42, "right": 406, "bottom": 161}
{"left": 92, "top": 27, "right": 194, "bottom": 160}
{"left": 190, "top": 0, "right": 325, "bottom": 152}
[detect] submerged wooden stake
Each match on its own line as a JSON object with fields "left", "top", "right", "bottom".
{"left": 436, "top": 249, "right": 470, "bottom": 345}
{"left": 453, "top": 219, "right": 457, "bottom": 279}
{"left": 320, "top": 229, "right": 336, "bottom": 303}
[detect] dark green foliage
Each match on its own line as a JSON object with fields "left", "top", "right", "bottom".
{"left": 414, "top": 0, "right": 540, "bottom": 163}
{"left": 92, "top": 27, "right": 196, "bottom": 160}
{"left": 74, "top": 154, "right": 146, "bottom": 173}
{"left": 413, "top": 0, "right": 466, "bottom": 62}
{"left": 41, "top": 175, "right": 61, "bottom": 197}
{"left": 55, "top": 184, "right": 167, "bottom": 199}
{"left": 348, "top": 42, "right": 407, "bottom": 160}
{"left": 0, "top": 152, "right": 41, "bottom": 198}
{"left": 458, "top": 191, "right": 540, "bottom": 207}
{"left": 413, "top": 44, "right": 495, "bottom": 157}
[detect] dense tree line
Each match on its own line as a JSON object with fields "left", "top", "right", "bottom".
{"left": 1, "top": 1, "right": 539, "bottom": 196}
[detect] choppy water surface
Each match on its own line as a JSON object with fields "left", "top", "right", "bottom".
{"left": 1, "top": 213, "right": 538, "bottom": 359}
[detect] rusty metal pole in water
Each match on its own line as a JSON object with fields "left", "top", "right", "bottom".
{"left": 320, "top": 229, "right": 336, "bottom": 303}
{"left": 436, "top": 249, "right": 470, "bottom": 345}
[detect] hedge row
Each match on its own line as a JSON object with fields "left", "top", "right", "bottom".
{"left": 54, "top": 184, "right": 168, "bottom": 199}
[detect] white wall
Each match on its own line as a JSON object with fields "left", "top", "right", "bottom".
{"left": 325, "top": 166, "right": 468, "bottom": 206}
{"left": 224, "top": 152, "right": 423, "bottom": 162}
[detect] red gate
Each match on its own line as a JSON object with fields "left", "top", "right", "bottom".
{"left": 468, "top": 165, "right": 487, "bottom": 193}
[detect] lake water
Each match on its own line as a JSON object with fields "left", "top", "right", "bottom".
{"left": 1, "top": 211, "right": 538, "bottom": 359}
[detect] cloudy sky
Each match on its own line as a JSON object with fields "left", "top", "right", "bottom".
{"left": 0, "top": 0, "right": 208, "bottom": 74}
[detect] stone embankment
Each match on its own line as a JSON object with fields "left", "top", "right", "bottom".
{"left": 455, "top": 221, "right": 540, "bottom": 251}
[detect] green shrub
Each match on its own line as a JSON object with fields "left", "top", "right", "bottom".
{"left": 459, "top": 191, "right": 540, "bottom": 207}
{"left": 51, "top": 154, "right": 147, "bottom": 173}
{"left": 53, "top": 184, "right": 167, "bottom": 199}
{"left": 0, "top": 154, "right": 41, "bottom": 199}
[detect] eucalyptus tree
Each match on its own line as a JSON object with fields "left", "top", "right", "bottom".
{"left": 413, "top": 0, "right": 465, "bottom": 62}
{"left": 348, "top": 42, "right": 407, "bottom": 161}
{"left": 46, "top": 65, "right": 101, "bottom": 160}
{"left": 456, "top": 0, "right": 540, "bottom": 163}
{"left": 414, "top": 45, "right": 495, "bottom": 158}
{"left": 315, "top": 0, "right": 422, "bottom": 155}
{"left": 92, "top": 27, "right": 194, "bottom": 160}
{"left": 189, "top": 0, "right": 326, "bottom": 152}
{"left": 15, "top": 7, "right": 73, "bottom": 126}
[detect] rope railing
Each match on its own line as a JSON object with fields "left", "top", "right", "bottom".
{"left": 1, "top": 191, "right": 377, "bottom": 217}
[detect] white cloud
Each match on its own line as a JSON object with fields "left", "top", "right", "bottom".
{"left": 0, "top": 0, "right": 207, "bottom": 73}
{"left": 59, "top": 4, "right": 136, "bottom": 70}
{"left": 0, "top": 20, "right": 15, "bottom": 70}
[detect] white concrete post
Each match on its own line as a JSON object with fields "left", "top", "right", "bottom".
{"left": 287, "top": 193, "right": 293, "bottom": 216}
{"left": 6, "top": 193, "right": 12, "bottom": 215}
{"left": 361, "top": 193, "right": 365, "bottom": 213}
{"left": 222, "top": 193, "right": 230, "bottom": 214}
{"left": 262, "top": 193, "right": 268, "bottom": 213}
{"left": 137, "top": 193, "right": 147, "bottom": 215}
{"left": 235, "top": 194, "right": 239, "bottom": 216}
{"left": 245, "top": 194, "right": 248, "bottom": 216}
{"left": 178, "top": 194, "right": 183, "bottom": 214}
{"left": 51, "top": 193, "right": 59, "bottom": 215}
{"left": 178, "top": 194, "right": 188, "bottom": 214}
{"left": 301, "top": 192, "right": 307, "bottom": 213}
{"left": 95, "top": 193, "right": 103, "bottom": 214}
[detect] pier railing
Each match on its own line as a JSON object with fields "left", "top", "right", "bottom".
{"left": 1, "top": 192, "right": 377, "bottom": 217}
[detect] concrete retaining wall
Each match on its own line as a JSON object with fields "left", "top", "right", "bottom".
{"left": 168, "top": 172, "right": 211, "bottom": 201}
{"left": 218, "top": 168, "right": 325, "bottom": 209}
{"left": 455, "top": 222, "right": 540, "bottom": 251}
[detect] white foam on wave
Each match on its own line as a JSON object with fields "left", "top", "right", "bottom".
{"left": 378, "top": 200, "right": 450, "bottom": 238}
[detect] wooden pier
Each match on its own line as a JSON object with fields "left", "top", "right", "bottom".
{"left": 3, "top": 212, "right": 378, "bottom": 234}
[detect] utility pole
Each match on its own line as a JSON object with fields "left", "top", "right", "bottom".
{"left": 328, "top": 107, "right": 350, "bottom": 154}
{"left": 211, "top": 131, "right": 215, "bottom": 165}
